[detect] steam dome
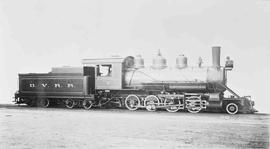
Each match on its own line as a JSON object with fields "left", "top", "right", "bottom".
{"left": 152, "top": 50, "right": 167, "bottom": 69}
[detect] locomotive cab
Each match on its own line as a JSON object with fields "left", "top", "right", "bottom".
{"left": 82, "top": 57, "right": 130, "bottom": 90}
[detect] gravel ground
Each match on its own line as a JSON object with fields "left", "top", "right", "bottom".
{"left": 0, "top": 104, "right": 269, "bottom": 149}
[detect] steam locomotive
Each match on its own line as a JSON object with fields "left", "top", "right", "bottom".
{"left": 14, "top": 46, "right": 257, "bottom": 114}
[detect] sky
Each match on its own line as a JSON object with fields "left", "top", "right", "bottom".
{"left": 0, "top": 0, "right": 270, "bottom": 113}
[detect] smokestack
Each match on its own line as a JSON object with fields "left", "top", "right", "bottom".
{"left": 212, "top": 46, "right": 221, "bottom": 68}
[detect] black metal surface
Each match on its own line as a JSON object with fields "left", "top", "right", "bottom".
{"left": 133, "top": 82, "right": 225, "bottom": 93}
{"left": 18, "top": 67, "right": 95, "bottom": 98}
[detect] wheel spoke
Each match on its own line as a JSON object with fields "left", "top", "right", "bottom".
{"left": 65, "top": 99, "right": 75, "bottom": 109}
{"left": 185, "top": 96, "right": 202, "bottom": 113}
{"left": 125, "top": 95, "right": 140, "bottom": 111}
{"left": 83, "top": 99, "right": 93, "bottom": 110}
{"left": 144, "top": 95, "right": 159, "bottom": 112}
{"left": 37, "top": 98, "right": 50, "bottom": 108}
{"left": 164, "top": 98, "right": 181, "bottom": 112}
{"left": 226, "top": 103, "right": 238, "bottom": 114}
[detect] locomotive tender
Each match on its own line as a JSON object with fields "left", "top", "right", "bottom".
{"left": 14, "top": 46, "right": 257, "bottom": 114}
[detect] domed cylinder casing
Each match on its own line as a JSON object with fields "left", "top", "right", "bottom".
{"left": 176, "top": 54, "right": 188, "bottom": 69}
{"left": 152, "top": 51, "right": 167, "bottom": 69}
{"left": 134, "top": 55, "right": 144, "bottom": 69}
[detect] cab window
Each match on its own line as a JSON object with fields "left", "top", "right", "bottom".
{"left": 96, "top": 64, "right": 112, "bottom": 77}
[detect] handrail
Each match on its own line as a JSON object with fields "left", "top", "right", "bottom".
{"left": 217, "top": 83, "right": 240, "bottom": 98}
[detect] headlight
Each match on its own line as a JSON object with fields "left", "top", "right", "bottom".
{"left": 244, "top": 95, "right": 251, "bottom": 100}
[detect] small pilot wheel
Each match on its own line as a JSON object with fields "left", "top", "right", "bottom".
{"left": 65, "top": 99, "right": 75, "bottom": 109}
{"left": 38, "top": 98, "right": 50, "bottom": 108}
{"left": 164, "top": 98, "right": 180, "bottom": 113}
{"left": 82, "top": 99, "right": 93, "bottom": 110}
{"left": 226, "top": 103, "right": 239, "bottom": 114}
{"left": 125, "top": 94, "right": 140, "bottom": 111}
{"left": 144, "top": 95, "right": 160, "bottom": 112}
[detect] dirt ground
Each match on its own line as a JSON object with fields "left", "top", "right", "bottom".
{"left": 0, "top": 104, "right": 269, "bottom": 149}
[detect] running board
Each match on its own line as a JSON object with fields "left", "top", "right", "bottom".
{"left": 217, "top": 83, "right": 240, "bottom": 98}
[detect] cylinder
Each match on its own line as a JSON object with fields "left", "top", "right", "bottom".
{"left": 176, "top": 54, "right": 187, "bottom": 69}
{"left": 134, "top": 55, "right": 144, "bottom": 68}
{"left": 123, "top": 56, "right": 135, "bottom": 68}
{"left": 152, "top": 50, "right": 167, "bottom": 69}
{"left": 212, "top": 46, "right": 221, "bottom": 67}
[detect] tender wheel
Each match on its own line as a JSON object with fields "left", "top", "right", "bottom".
{"left": 65, "top": 99, "right": 75, "bottom": 109}
{"left": 164, "top": 98, "right": 181, "bottom": 113}
{"left": 82, "top": 99, "right": 93, "bottom": 110}
{"left": 226, "top": 103, "right": 239, "bottom": 114}
{"left": 125, "top": 94, "right": 140, "bottom": 111}
{"left": 37, "top": 98, "right": 50, "bottom": 108}
{"left": 144, "top": 95, "right": 160, "bottom": 112}
{"left": 185, "top": 96, "right": 201, "bottom": 113}
{"left": 26, "top": 99, "right": 36, "bottom": 107}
